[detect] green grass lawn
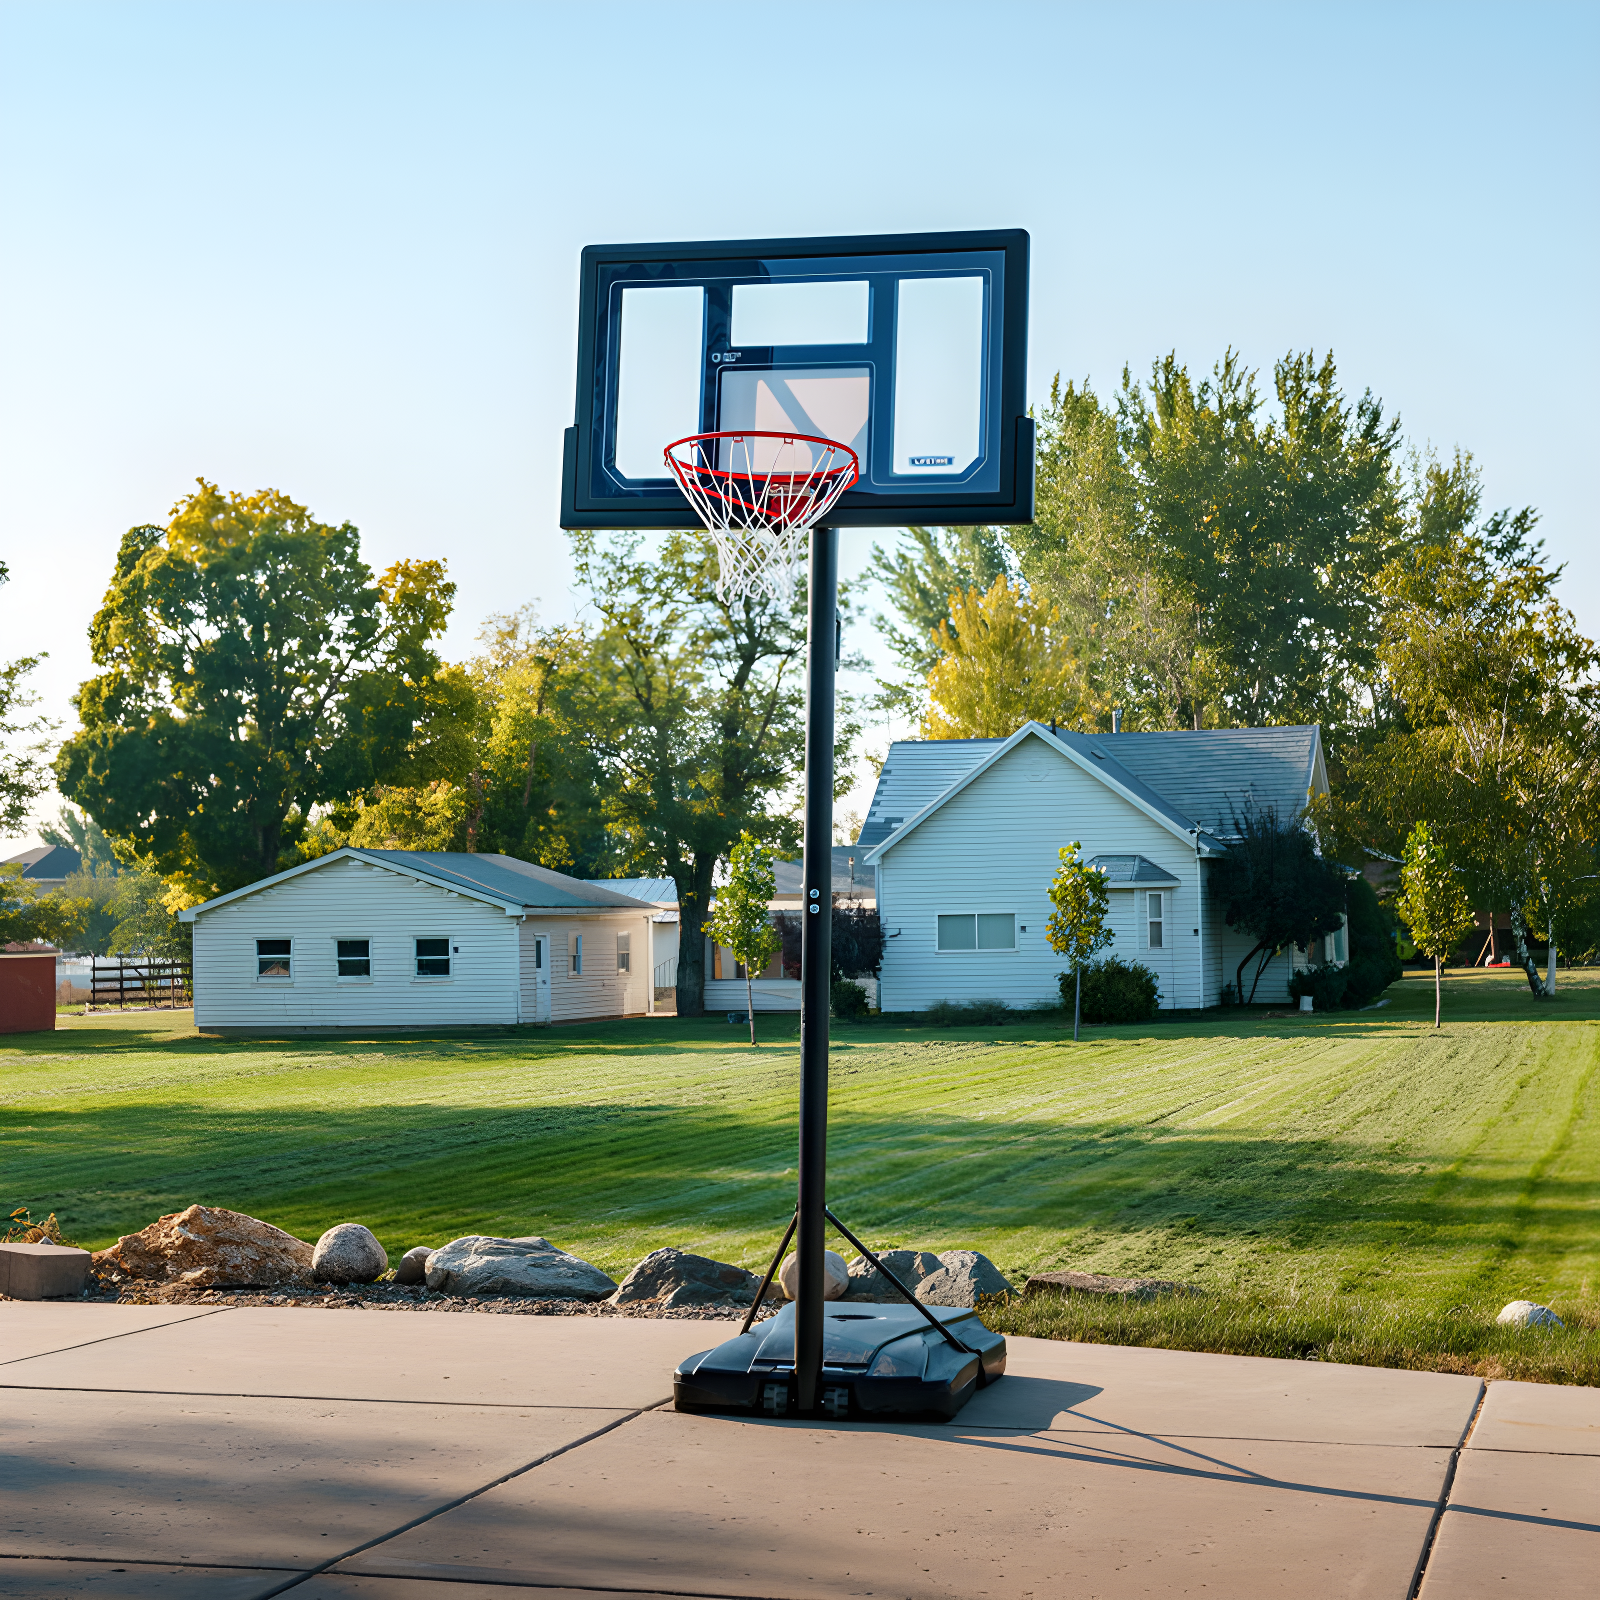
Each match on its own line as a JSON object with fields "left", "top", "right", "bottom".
{"left": 5, "top": 967, "right": 1598, "bottom": 1382}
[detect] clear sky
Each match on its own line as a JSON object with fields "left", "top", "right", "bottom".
{"left": 2, "top": 0, "right": 1595, "bottom": 853}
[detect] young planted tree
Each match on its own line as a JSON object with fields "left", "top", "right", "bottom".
{"left": 1210, "top": 803, "right": 1348, "bottom": 1003}
{"left": 1046, "top": 841, "right": 1113, "bottom": 1040}
{"left": 705, "top": 831, "right": 781, "bottom": 1045}
{"left": 1393, "top": 821, "right": 1475, "bottom": 1028}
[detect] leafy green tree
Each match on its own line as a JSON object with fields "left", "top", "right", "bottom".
{"left": 0, "top": 864, "right": 87, "bottom": 950}
{"left": 570, "top": 530, "right": 858, "bottom": 1017}
{"left": 0, "top": 561, "right": 55, "bottom": 836}
{"left": 1210, "top": 804, "right": 1348, "bottom": 1004}
{"left": 922, "top": 576, "right": 1096, "bottom": 737}
{"left": 705, "top": 830, "right": 781, "bottom": 1044}
{"left": 106, "top": 866, "right": 192, "bottom": 960}
{"left": 869, "top": 525, "right": 1012, "bottom": 684}
{"left": 39, "top": 805, "right": 122, "bottom": 875}
{"left": 1046, "top": 841, "right": 1113, "bottom": 1039}
{"left": 1342, "top": 482, "right": 1599, "bottom": 999}
{"left": 1393, "top": 821, "right": 1476, "bottom": 1027}
{"left": 56, "top": 482, "right": 464, "bottom": 900}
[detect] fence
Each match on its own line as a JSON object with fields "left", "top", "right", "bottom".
{"left": 88, "top": 958, "right": 192, "bottom": 1011}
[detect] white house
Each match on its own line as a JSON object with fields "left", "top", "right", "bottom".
{"left": 862, "top": 722, "right": 1336, "bottom": 1012}
{"left": 180, "top": 849, "right": 660, "bottom": 1036}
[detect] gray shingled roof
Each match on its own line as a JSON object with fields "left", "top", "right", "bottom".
{"left": 1090, "top": 854, "right": 1183, "bottom": 886}
{"left": 773, "top": 846, "right": 874, "bottom": 898}
{"left": 858, "top": 724, "right": 1324, "bottom": 856}
{"left": 3, "top": 844, "right": 81, "bottom": 879}
{"left": 355, "top": 851, "right": 655, "bottom": 910}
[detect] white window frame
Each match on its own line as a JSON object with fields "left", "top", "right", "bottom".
{"left": 616, "top": 931, "right": 631, "bottom": 973}
{"left": 935, "top": 911, "right": 1018, "bottom": 954}
{"left": 255, "top": 937, "right": 293, "bottom": 981}
{"left": 334, "top": 934, "right": 374, "bottom": 982}
{"left": 569, "top": 930, "right": 584, "bottom": 977}
{"left": 1147, "top": 892, "right": 1165, "bottom": 951}
{"left": 413, "top": 935, "right": 452, "bottom": 981}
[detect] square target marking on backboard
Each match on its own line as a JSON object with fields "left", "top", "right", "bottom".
{"left": 559, "top": 228, "right": 1032, "bottom": 529}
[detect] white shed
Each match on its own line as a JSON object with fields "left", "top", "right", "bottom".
{"left": 180, "top": 849, "right": 659, "bottom": 1036}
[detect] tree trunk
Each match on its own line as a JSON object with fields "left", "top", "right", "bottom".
{"left": 1548, "top": 916, "right": 1557, "bottom": 994}
{"left": 1434, "top": 954, "right": 1441, "bottom": 1029}
{"left": 1073, "top": 966, "right": 1081, "bottom": 1041}
{"left": 1506, "top": 903, "right": 1553, "bottom": 998}
{"left": 673, "top": 861, "right": 715, "bottom": 1018}
{"left": 746, "top": 967, "right": 757, "bottom": 1045}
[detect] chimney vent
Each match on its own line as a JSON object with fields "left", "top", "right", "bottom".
{"left": 1112, "top": 708, "right": 1123, "bottom": 734}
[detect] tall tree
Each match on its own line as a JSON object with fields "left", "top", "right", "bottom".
{"left": 55, "top": 482, "right": 463, "bottom": 900}
{"left": 921, "top": 576, "right": 1095, "bottom": 738}
{"left": 570, "top": 530, "right": 857, "bottom": 1017}
{"left": 1343, "top": 477, "right": 1600, "bottom": 999}
{"left": 39, "top": 805, "right": 122, "bottom": 875}
{"left": 0, "top": 561, "right": 55, "bottom": 836}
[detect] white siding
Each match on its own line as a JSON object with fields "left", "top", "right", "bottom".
{"left": 192, "top": 856, "right": 521, "bottom": 1031}
{"left": 521, "top": 912, "right": 654, "bottom": 1021}
{"left": 877, "top": 734, "right": 1206, "bottom": 1011}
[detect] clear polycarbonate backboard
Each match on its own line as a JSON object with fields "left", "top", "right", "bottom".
{"left": 559, "top": 229, "right": 1032, "bottom": 529}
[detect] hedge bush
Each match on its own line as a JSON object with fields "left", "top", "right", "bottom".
{"left": 830, "top": 979, "right": 870, "bottom": 1020}
{"left": 1060, "top": 957, "right": 1161, "bottom": 1024}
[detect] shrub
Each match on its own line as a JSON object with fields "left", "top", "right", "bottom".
{"left": 830, "top": 979, "right": 869, "bottom": 1020}
{"left": 1343, "top": 876, "right": 1403, "bottom": 1007}
{"left": 926, "top": 997, "right": 1012, "bottom": 1027}
{"left": 1288, "top": 963, "right": 1348, "bottom": 1010}
{"left": 1060, "top": 958, "right": 1160, "bottom": 1024}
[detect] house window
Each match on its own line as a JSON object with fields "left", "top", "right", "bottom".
{"left": 937, "top": 913, "right": 1016, "bottom": 952}
{"left": 415, "top": 937, "right": 450, "bottom": 977}
{"left": 256, "top": 938, "right": 292, "bottom": 978}
{"left": 336, "top": 939, "right": 370, "bottom": 978}
{"left": 569, "top": 931, "right": 584, "bottom": 976}
{"left": 617, "top": 932, "right": 631, "bottom": 973}
{"left": 1148, "top": 893, "right": 1164, "bottom": 950}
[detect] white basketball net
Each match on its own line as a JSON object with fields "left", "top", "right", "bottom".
{"left": 664, "top": 432, "right": 861, "bottom": 606}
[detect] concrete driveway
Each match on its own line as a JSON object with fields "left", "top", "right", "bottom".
{"left": 1, "top": 1303, "right": 1593, "bottom": 1597}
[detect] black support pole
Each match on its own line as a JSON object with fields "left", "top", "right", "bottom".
{"left": 795, "top": 524, "right": 838, "bottom": 1414}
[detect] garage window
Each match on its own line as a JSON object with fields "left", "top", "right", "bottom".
{"left": 336, "top": 939, "right": 370, "bottom": 978}
{"left": 256, "top": 938, "right": 292, "bottom": 978}
{"left": 415, "top": 937, "right": 450, "bottom": 977}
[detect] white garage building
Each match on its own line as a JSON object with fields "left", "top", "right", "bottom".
{"left": 180, "top": 849, "right": 660, "bottom": 1035}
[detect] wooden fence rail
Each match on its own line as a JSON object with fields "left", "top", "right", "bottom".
{"left": 89, "top": 958, "right": 192, "bottom": 1011}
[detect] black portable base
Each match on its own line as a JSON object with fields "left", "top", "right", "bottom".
{"left": 674, "top": 1301, "right": 1006, "bottom": 1422}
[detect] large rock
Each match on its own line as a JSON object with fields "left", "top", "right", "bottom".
{"left": 1024, "top": 1269, "right": 1191, "bottom": 1302}
{"left": 313, "top": 1223, "right": 388, "bottom": 1284}
{"left": 1496, "top": 1299, "right": 1565, "bottom": 1329}
{"left": 424, "top": 1235, "right": 616, "bottom": 1300}
{"left": 610, "top": 1248, "right": 762, "bottom": 1309}
{"left": 92, "top": 1206, "right": 314, "bottom": 1288}
{"left": 777, "top": 1248, "right": 849, "bottom": 1302}
{"left": 394, "top": 1245, "right": 432, "bottom": 1285}
{"left": 843, "top": 1249, "right": 942, "bottom": 1303}
{"left": 915, "top": 1250, "right": 1013, "bottom": 1307}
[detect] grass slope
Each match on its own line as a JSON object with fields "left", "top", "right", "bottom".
{"left": 4, "top": 968, "right": 1597, "bottom": 1381}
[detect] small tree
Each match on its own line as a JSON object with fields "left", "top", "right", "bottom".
{"left": 705, "top": 832, "right": 781, "bottom": 1045}
{"left": 1047, "top": 841, "right": 1113, "bottom": 1040}
{"left": 1210, "top": 802, "right": 1347, "bottom": 1003}
{"left": 1393, "top": 821, "right": 1476, "bottom": 1028}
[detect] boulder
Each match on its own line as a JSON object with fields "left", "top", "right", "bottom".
{"left": 394, "top": 1245, "right": 432, "bottom": 1286}
{"left": 313, "top": 1223, "right": 388, "bottom": 1284}
{"left": 777, "top": 1248, "right": 849, "bottom": 1302}
{"left": 610, "top": 1248, "right": 762, "bottom": 1309}
{"left": 915, "top": 1250, "right": 1013, "bottom": 1307}
{"left": 92, "top": 1205, "right": 314, "bottom": 1288}
{"left": 842, "top": 1249, "right": 942, "bottom": 1303}
{"left": 1024, "top": 1269, "right": 1192, "bottom": 1302}
{"left": 1496, "top": 1299, "right": 1564, "bottom": 1329}
{"left": 424, "top": 1235, "right": 616, "bottom": 1300}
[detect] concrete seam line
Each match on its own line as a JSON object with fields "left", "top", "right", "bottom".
{"left": 0, "top": 1555, "right": 303, "bottom": 1573}
{"left": 0, "top": 1384, "right": 664, "bottom": 1410}
{"left": 0, "top": 1307, "right": 228, "bottom": 1367}
{"left": 1407, "top": 1382, "right": 1488, "bottom": 1600}
{"left": 252, "top": 1406, "right": 652, "bottom": 1598}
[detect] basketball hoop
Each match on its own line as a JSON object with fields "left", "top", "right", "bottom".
{"left": 664, "top": 431, "right": 860, "bottom": 605}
